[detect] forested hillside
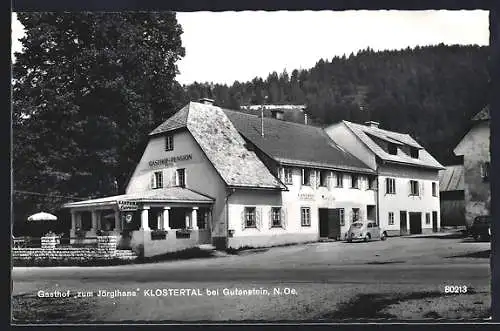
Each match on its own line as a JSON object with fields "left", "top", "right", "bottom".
{"left": 181, "top": 44, "right": 489, "bottom": 165}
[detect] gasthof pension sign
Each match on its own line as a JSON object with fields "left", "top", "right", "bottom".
{"left": 148, "top": 154, "right": 193, "bottom": 168}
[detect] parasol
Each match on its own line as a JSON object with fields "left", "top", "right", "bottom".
{"left": 27, "top": 212, "right": 58, "bottom": 222}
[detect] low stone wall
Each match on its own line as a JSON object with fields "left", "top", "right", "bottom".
{"left": 12, "top": 235, "right": 131, "bottom": 265}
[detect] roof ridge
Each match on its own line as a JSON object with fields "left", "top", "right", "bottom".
{"left": 223, "top": 108, "right": 320, "bottom": 130}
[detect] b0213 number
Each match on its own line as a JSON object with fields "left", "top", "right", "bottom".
{"left": 444, "top": 285, "right": 468, "bottom": 294}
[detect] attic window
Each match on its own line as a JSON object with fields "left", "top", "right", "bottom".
{"left": 388, "top": 143, "right": 397, "bottom": 155}
{"left": 410, "top": 147, "right": 419, "bottom": 158}
{"left": 165, "top": 135, "right": 174, "bottom": 151}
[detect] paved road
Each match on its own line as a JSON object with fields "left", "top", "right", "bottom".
{"left": 12, "top": 234, "right": 491, "bottom": 322}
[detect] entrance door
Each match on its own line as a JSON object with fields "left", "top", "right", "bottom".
{"left": 319, "top": 209, "right": 329, "bottom": 238}
{"left": 319, "top": 208, "right": 341, "bottom": 239}
{"left": 327, "top": 209, "right": 341, "bottom": 240}
{"left": 409, "top": 212, "right": 422, "bottom": 234}
{"left": 432, "top": 211, "right": 438, "bottom": 233}
{"left": 400, "top": 211, "right": 408, "bottom": 236}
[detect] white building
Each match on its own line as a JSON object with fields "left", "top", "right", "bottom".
{"left": 325, "top": 120, "right": 444, "bottom": 235}
{"left": 63, "top": 100, "right": 377, "bottom": 256}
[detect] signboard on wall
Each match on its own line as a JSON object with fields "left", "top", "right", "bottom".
{"left": 148, "top": 154, "right": 193, "bottom": 168}
{"left": 117, "top": 200, "right": 139, "bottom": 212}
{"left": 298, "top": 193, "right": 315, "bottom": 201}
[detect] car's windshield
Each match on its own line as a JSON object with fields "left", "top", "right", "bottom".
{"left": 351, "top": 222, "right": 363, "bottom": 229}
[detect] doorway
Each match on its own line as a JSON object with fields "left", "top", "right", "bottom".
{"left": 400, "top": 211, "right": 408, "bottom": 235}
{"left": 432, "top": 211, "right": 438, "bottom": 233}
{"left": 409, "top": 212, "right": 422, "bottom": 234}
{"left": 319, "top": 208, "right": 341, "bottom": 239}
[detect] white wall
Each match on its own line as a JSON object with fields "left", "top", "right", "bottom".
{"left": 125, "top": 130, "right": 228, "bottom": 238}
{"left": 324, "top": 122, "right": 377, "bottom": 170}
{"left": 377, "top": 164, "right": 441, "bottom": 234}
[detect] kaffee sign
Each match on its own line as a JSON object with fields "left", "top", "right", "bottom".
{"left": 117, "top": 200, "right": 139, "bottom": 212}
{"left": 148, "top": 154, "right": 193, "bottom": 168}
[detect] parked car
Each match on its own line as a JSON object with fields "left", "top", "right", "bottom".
{"left": 345, "top": 221, "right": 387, "bottom": 242}
{"left": 469, "top": 215, "right": 491, "bottom": 241}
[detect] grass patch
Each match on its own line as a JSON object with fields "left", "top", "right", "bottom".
{"left": 12, "top": 293, "right": 95, "bottom": 323}
{"left": 318, "top": 289, "right": 479, "bottom": 321}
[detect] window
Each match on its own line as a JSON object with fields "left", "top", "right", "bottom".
{"left": 198, "top": 209, "right": 210, "bottom": 229}
{"left": 432, "top": 182, "right": 437, "bottom": 197}
{"left": 176, "top": 168, "right": 186, "bottom": 187}
{"left": 385, "top": 178, "right": 396, "bottom": 194}
{"left": 339, "top": 208, "right": 345, "bottom": 226}
{"left": 271, "top": 207, "right": 282, "bottom": 227}
{"left": 425, "top": 213, "right": 431, "bottom": 225}
{"left": 301, "top": 207, "right": 311, "bottom": 226}
{"left": 410, "top": 180, "right": 419, "bottom": 196}
{"left": 388, "top": 212, "right": 394, "bottom": 225}
{"left": 352, "top": 208, "right": 360, "bottom": 222}
{"left": 410, "top": 147, "right": 419, "bottom": 158}
{"left": 245, "top": 207, "right": 256, "bottom": 228}
{"left": 283, "top": 168, "right": 293, "bottom": 185}
{"left": 165, "top": 135, "right": 174, "bottom": 151}
{"left": 302, "top": 169, "right": 312, "bottom": 186}
{"left": 388, "top": 143, "right": 397, "bottom": 155}
{"left": 336, "top": 173, "right": 344, "bottom": 187}
{"left": 481, "top": 162, "right": 490, "bottom": 182}
{"left": 368, "top": 176, "right": 376, "bottom": 190}
{"left": 367, "top": 223, "right": 373, "bottom": 228}
{"left": 152, "top": 171, "right": 163, "bottom": 189}
{"left": 351, "top": 175, "right": 359, "bottom": 189}
{"left": 319, "top": 171, "right": 328, "bottom": 187}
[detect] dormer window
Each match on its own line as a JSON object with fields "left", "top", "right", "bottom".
{"left": 388, "top": 143, "right": 397, "bottom": 155}
{"left": 151, "top": 171, "right": 163, "bottom": 189}
{"left": 410, "top": 147, "right": 419, "bottom": 158}
{"left": 165, "top": 135, "right": 174, "bottom": 151}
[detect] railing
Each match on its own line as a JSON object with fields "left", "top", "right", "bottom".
{"left": 12, "top": 236, "right": 99, "bottom": 248}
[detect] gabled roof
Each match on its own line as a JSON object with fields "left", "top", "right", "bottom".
{"left": 472, "top": 105, "right": 490, "bottom": 121}
{"left": 149, "top": 104, "right": 190, "bottom": 135}
{"left": 342, "top": 121, "right": 444, "bottom": 170}
{"left": 438, "top": 165, "right": 465, "bottom": 192}
{"left": 63, "top": 187, "right": 214, "bottom": 208}
{"left": 223, "top": 109, "right": 374, "bottom": 174}
{"left": 149, "top": 102, "right": 285, "bottom": 190}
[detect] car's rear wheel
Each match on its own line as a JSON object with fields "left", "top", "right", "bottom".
{"left": 364, "top": 234, "right": 370, "bottom": 242}
{"left": 381, "top": 232, "right": 387, "bottom": 241}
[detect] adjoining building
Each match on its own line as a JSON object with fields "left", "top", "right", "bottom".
{"left": 63, "top": 99, "right": 376, "bottom": 256}
{"left": 453, "top": 105, "right": 491, "bottom": 229}
{"left": 324, "top": 120, "right": 444, "bottom": 235}
{"left": 438, "top": 164, "right": 466, "bottom": 227}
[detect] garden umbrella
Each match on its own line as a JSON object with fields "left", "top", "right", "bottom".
{"left": 27, "top": 212, "right": 58, "bottom": 237}
{"left": 27, "top": 212, "right": 58, "bottom": 222}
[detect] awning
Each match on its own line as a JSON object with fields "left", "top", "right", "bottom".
{"left": 62, "top": 187, "right": 215, "bottom": 209}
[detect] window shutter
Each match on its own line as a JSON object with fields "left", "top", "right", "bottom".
{"left": 172, "top": 171, "right": 177, "bottom": 187}
{"left": 408, "top": 181, "right": 412, "bottom": 195}
{"left": 268, "top": 208, "right": 273, "bottom": 229}
{"left": 281, "top": 208, "right": 287, "bottom": 229}
{"left": 151, "top": 173, "right": 155, "bottom": 189}
{"left": 256, "top": 208, "right": 262, "bottom": 231}
{"left": 386, "top": 178, "right": 389, "bottom": 193}
{"left": 241, "top": 209, "right": 246, "bottom": 231}
{"left": 420, "top": 181, "right": 424, "bottom": 196}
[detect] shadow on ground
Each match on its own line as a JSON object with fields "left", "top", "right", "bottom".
{"left": 447, "top": 250, "right": 491, "bottom": 259}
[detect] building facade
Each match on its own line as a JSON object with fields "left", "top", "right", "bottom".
{"left": 453, "top": 105, "right": 491, "bottom": 228}
{"left": 64, "top": 100, "right": 377, "bottom": 256}
{"left": 324, "top": 120, "right": 444, "bottom": 236}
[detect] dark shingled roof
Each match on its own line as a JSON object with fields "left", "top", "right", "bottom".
{"left": 438, "top": 165, "right": 465, "bottom": 192}
{"left": 150, "top": 102, "right": 285, "bottom": 190}
{"left": 223, "top": 109, "right": 374, "bottom": 174}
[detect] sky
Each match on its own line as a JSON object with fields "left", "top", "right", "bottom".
{"left": 11, "top": 10, "right": 489, "bottom": 86}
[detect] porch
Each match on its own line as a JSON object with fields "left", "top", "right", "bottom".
{"left": 63, "top": 188, "right": 215, "bottom": 257}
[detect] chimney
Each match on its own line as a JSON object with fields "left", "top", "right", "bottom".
{"left": 271, "top": 109, "right": 284, "bottom": 120}
{"left": 198, "top": 98, "right": 215, "bottom": 105}
{"left": 364, "top": 121, "right": 379, "bottom": 128}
